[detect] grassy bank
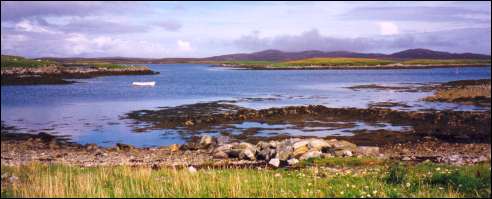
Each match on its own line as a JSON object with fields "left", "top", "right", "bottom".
{"left": 1, "top": 55, "right": 58, "bottom": 68}
{"left": 1, "top": 158, "right": 490, "bottom": 198}
{"left": 1, "top": 55, "right": 143, "bottom": 69}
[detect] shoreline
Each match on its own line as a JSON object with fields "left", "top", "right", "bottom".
{"left": 214, "top": 63, "right": 491, "bottom": 70}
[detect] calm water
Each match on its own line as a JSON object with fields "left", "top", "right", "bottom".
{"left": 1, "top": 64, "right": 490, "bottom": 147}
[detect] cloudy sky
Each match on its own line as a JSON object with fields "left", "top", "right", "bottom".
{"left": 1, "top": 1, "right": 491, "bottom": 58}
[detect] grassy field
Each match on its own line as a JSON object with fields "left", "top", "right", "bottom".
{"left": 1, "top": 55, "right": 58, "bottom": 68}
{"left": 278, "top": 58, "right": 396, "bottom": 67}
{"left": 1, "top": 158, "right": 490, "bottom": 198}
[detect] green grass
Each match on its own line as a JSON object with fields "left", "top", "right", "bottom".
{"left": 1, "top": 158, "right": 490, "bottom": 198}
{"left": 219, "top": 60, "right": 277, "bottom": 66}
{"left": 1, "top": 55, "right": 59, "bottom": 68}
{"left": 217, "top": 58, "right": 491, "bottom": 68}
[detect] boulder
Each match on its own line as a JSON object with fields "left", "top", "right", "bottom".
{"left": 257, "top": 148, "right": 276, "bottom": 161}
{"left": 239, "top": 148, "right": 256, "bottom": 160}
{"left": 355, "top": 146, "right": 380, "bottom": 157}
{"left": 307, "top": 139, "right": 331, "bottom": 151}
{"left": 299, "top": 150, "right": 322, "bottom": 160}
{"left": 256, "top": 141, "right": 273, "bottom": 150}
{"left": 116, "top": 143, "right": 134, "bottom": 151}
{"left": 334, "top": 149, "right": 353, "bottom": 157}
{"left": 213, "top": 151, "right": 229, "bottom": 159}
{"left": 168, "top": 144, "right": 180, "bottom": 152}
{"left": 292, "top": 145, "right": 309, "bottom": 158}
{"left": 188, "top": 166, "right": 197, "bottom": 173}
{"left": 275, "top": 139, "right": 298, "bottom": 160}
{"left": 199, "top": 135, "right": 215, "bottom": 148}
{"left": 327, "top": 139, "right": 357, "bottom": 151}
{"left": 269, "top": 158, "right": 281, "bottom": 167}
{"left": 85, "top": 144, "right": 99, "bottom": 151}
{"left": 287, "top": 158, "right": 299, "bottom": 166}
{"left": 216, "top": 136, "right": 231, "bottom": 145}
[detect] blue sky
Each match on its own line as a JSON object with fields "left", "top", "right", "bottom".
{"left": 1, "top": 1, "right": 491, "bottom": 58}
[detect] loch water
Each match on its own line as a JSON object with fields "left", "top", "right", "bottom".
{"left": 1, "top": 64, "right": 490, "bottom": 147}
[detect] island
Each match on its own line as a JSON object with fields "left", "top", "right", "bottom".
{"left": 1, "top": 55, "right": 157, "bottom": 85}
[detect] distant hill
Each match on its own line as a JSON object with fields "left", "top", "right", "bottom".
{"left": 388, "top": 49, "right": 491, "bottom": 59}
{"left": 29, "top": 48, "right": 492, "bottom": 64}
{"left": 205, "top": 49, "right": 387, "bottom": 61}
{"left": 206, "top": 49, "right": 491, "bottom": 61}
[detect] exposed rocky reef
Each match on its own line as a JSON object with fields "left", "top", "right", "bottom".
{"left": 126, "top": 102, "right": 491, "bottom": 143}
{"left": 424, "top": 79, "right": 491, "bottom": 107}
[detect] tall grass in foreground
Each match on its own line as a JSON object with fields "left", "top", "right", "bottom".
{"left": 1, "top": 159, "right": 490, "bottom": 198}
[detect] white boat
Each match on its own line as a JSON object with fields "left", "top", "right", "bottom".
{"left": 132, "top": 81, "right": 156, "bottom": 86}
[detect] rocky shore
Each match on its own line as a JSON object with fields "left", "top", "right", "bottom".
{"left": 1, "top": 65, "right": 157, "bottom": 85}
{"left": 1, "top": 131, "right": 490, "bottom": 168}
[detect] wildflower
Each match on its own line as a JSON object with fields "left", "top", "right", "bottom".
{"left": 373, "top": 190, "right": 378, "bottom": 194}
{"left": 406, "top": 182, "right": 411, "bottom": 187}
{"left": 436, "top": 167, "right": 441, "bottom": 171}
{"left": 438, "top": 187, "right": 444, "bottom": 190}
{"left": 352, "top": 185, "right": 356, "bottom": 188}
{"left": 340, "top": 191, "right": 344, "bottom": 195}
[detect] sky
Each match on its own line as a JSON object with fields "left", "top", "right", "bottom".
{"left": 1, "top": 1, "right": 491, "bottom": 58}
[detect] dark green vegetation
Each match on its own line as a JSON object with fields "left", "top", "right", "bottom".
{"left": 1, "top": 159, "right": 490, "bottom": 198}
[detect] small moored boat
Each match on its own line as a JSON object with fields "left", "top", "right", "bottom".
{"left": 132, "top": 81, "right": 156, "bottom": 86}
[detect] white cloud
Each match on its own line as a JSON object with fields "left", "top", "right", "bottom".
{"left": 15, "top": 19, "right": 54, "bottom": 33}
{"left": 378, "top": 21, "right": 399, "bottom": 35}
{"left": 177, "top": 40, "right": 192, "bottom": 51}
